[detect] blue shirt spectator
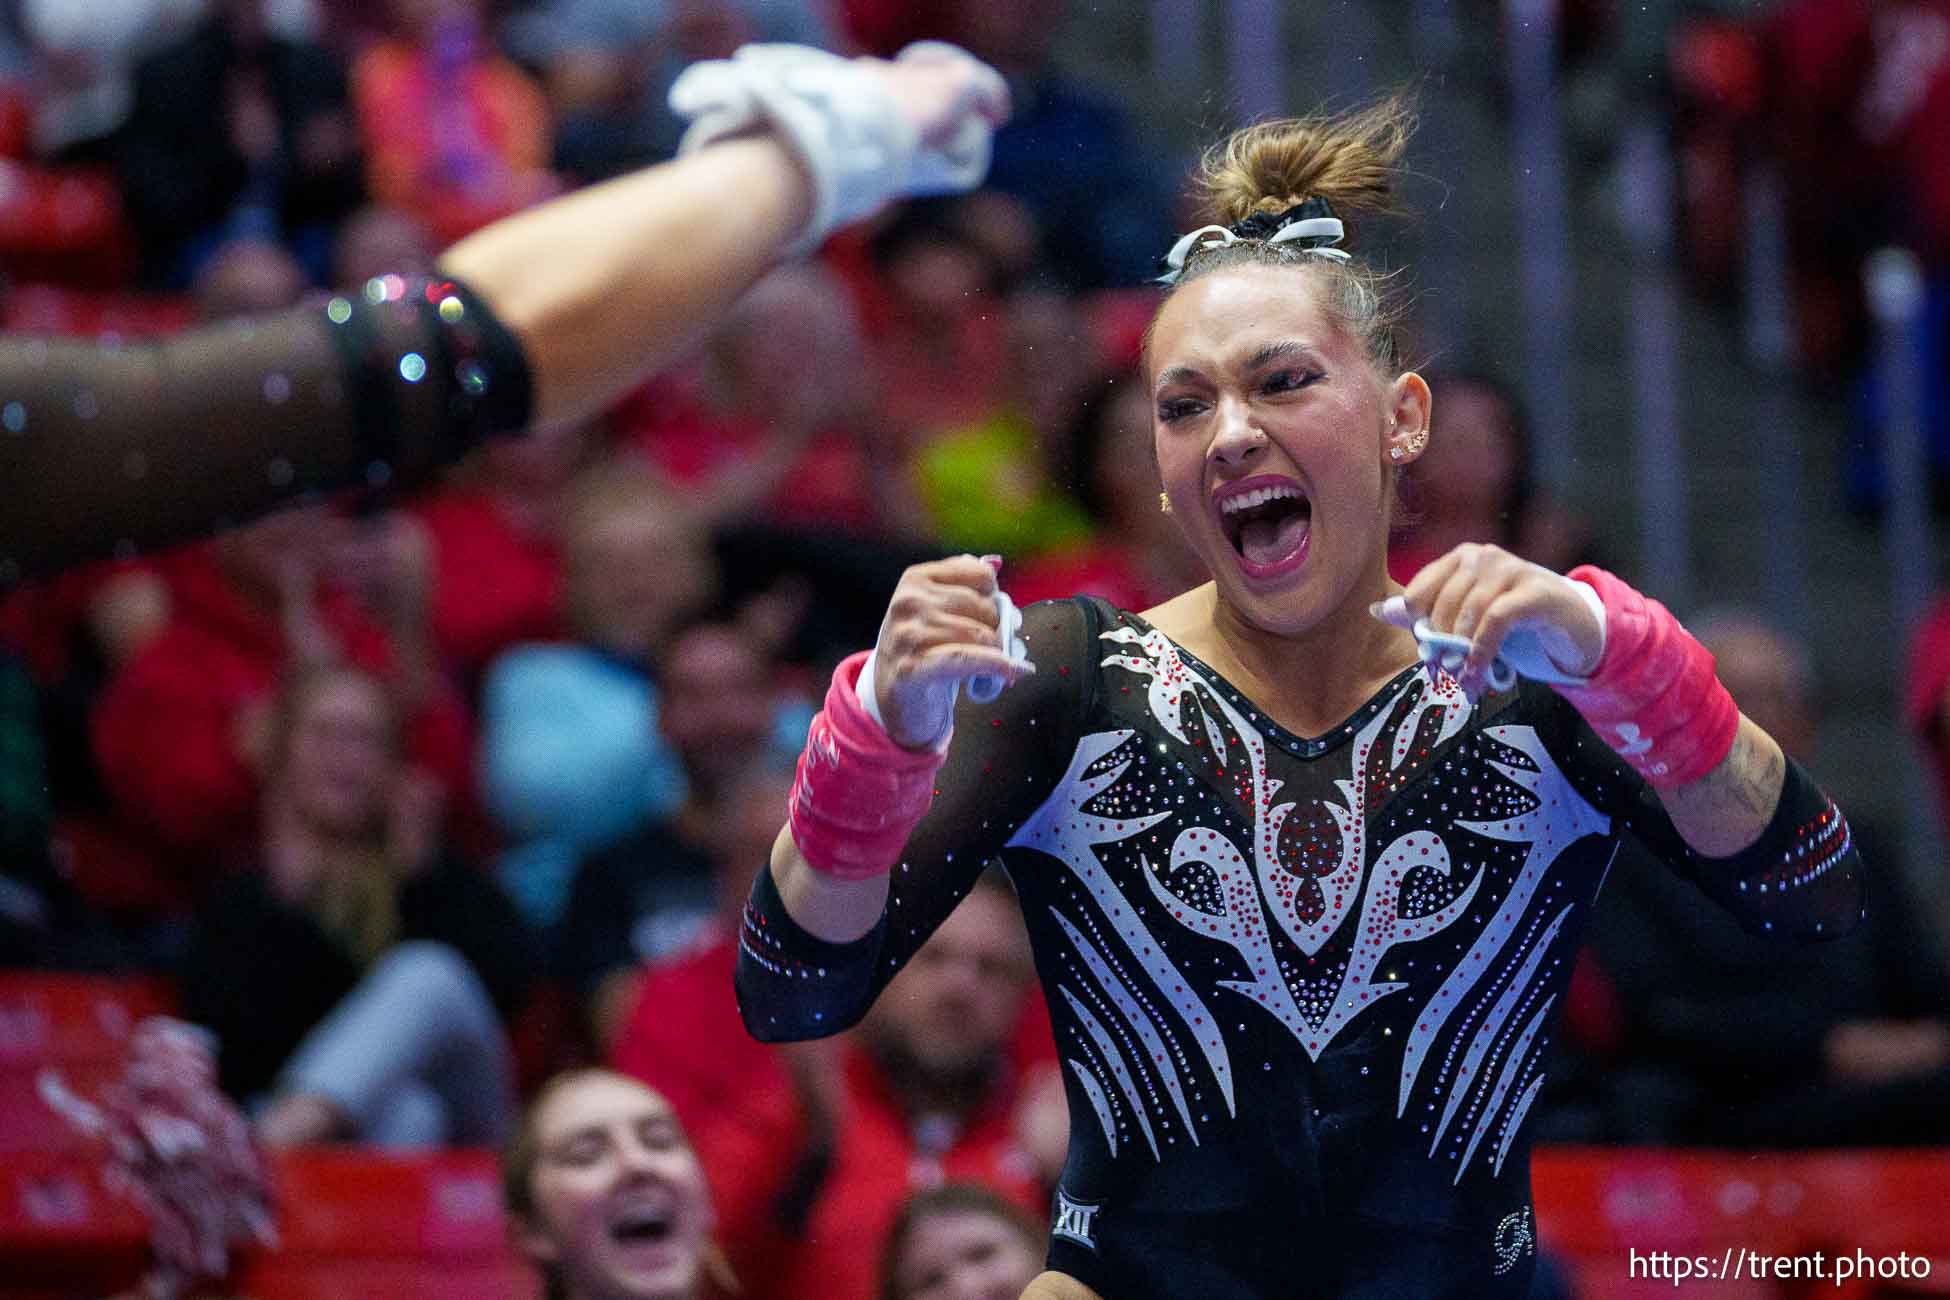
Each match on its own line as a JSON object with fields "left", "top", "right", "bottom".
{"left": 476, "top": 461, "right": 714, "bottom": 928}
{"left": 480, "top": 641, "right": 687, "bottom": 924}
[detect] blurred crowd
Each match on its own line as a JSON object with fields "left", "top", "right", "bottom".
{"left": 1651, "top": 0, "right": 1950, "bottom": 507}
{"left": 2, "top": 0, "right": 1950, "bottom": 1296}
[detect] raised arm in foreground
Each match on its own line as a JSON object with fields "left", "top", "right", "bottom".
{"left": 0, "top": 44, "right": 1005, "bottom": 583}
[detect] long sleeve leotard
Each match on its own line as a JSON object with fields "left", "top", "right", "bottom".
{"left": 0, "top": 277, "right": 531, "bottom": 586}
{"left": 736, "top": 597, "right": 1864, "bottom": 1300}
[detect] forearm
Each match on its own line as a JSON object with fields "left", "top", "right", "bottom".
{"left": 1648, "top": 732, "right": 1864, "bottom": 943}
{"left": 767, "top": 826, "right": 889, "bottom": 944}
{"left": 737, "top": 841, "right": 888, "bottom": 1042}
{"left": 437, "top": 137, "right": 811, "bottom": 432}
{"left": 1653, "top": 715, "right": 1785, "bottom": 858}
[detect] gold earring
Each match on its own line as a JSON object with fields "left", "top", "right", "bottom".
{"left": 1159, "top": 492, "right": 1173, "bottom": 515}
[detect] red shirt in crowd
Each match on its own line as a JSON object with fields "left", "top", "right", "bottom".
{"left": 89, "top": 547, "right": 473, "bottom": 876}
{"left": 614, "top": 379, "right": 887, "bottom": 536}
{"left": 694, "top": 1045, "right": 1047, "bottom": 1300}
{"left": 613, "top": 930, "right": 1055, "bottom": 1134}
{"left": 0, "top": 560, "right": 139, "bottom": 683}
{"left": 411, "top": 487, "right": 562, "bottom": 688}
{"left": 612, "top": 931, "right": 1055, "bottom": 1300}
{"left": 1772, "top": 0, "right": 1950, "bottom": 266}
{"left": 839, "top": 0, "right": 953, "bottom": 55}
{"left": 350, "top": 37, "right": 556, "bottom": 244}
{"left": 610, "top": 931, "right": 782, "bottom": 1137}
{"left": 1007, "top": 542, "right": 1181, "bottom": 614}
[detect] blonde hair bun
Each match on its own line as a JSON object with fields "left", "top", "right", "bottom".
{"left": 1194, "top": 94, "right": 1417, "bottom": 241}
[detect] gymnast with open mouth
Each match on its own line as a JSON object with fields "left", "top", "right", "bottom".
{"left": 741, "top": 96, "right": 1867, "bottom": 1300}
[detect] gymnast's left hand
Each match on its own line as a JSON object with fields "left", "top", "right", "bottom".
{"left": 1383, "top": 543, "right": 1603, "bottom": 696}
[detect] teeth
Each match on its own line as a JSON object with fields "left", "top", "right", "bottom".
{"left": 1219, "top": 483, "right": 1304, "bottom": 515}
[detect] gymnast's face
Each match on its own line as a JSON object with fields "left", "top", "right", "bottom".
{"left": 1148, "top": 266, "right": 1427, "bottom": 636}
{"left": 518, "top": 1074, "right": 713, "bottom": 1300}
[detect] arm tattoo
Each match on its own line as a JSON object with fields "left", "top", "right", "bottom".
{"left": 1657, "top": 716, "right": 1787, "bottom": 858}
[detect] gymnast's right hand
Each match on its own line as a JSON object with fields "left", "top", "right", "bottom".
{"left": 872, "top": 556, "right": 1033, "bottom": 750}
{"left": 865, "top": 43, "right": 1012, "bottom": 153}
{"left": 669, "top": 43, "right": 1009, "bottom": 252}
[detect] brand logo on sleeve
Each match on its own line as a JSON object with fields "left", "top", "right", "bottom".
{"left": 1052, "top": 1190, "right": 1101, "bottom": 1251}
{"left": 1492, "top": 1207, "right": 1536, "bottom": 1275}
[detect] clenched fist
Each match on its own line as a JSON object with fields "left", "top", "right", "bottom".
{"left": 872, "top": 555, "right": 1032, "bottom": 749}
{"left": 1380, "top": 543, "right": 1603, "bottom": 696}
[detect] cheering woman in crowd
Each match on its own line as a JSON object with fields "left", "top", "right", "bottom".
{"left": 504, "top": 1068, "right": 730, "bottom": 1300}
{"left": 744, "top": 98, "right": 1865, "bottom": 1299}
{"left": 0, "top": 42, "right": 1006, "bottom": 584}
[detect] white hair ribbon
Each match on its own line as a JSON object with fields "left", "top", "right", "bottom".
{"left": 1266, "top": 216, "right": 1349, "bottom": 257}
{"left": 1157, "top": 214, "right": 1350, "bottom": 284}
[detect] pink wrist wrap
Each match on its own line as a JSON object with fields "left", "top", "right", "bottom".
{"left": 788, "top": 651, "right": 949, "bottom": 880}
{"left": 1554, "top": 566, "right": 1740, "bottom": 788}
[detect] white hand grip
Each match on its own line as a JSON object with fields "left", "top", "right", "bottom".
{"left": 966, "top": 589, "right": 1027, "bottom": 703}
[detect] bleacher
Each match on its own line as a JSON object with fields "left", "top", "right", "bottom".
{"left": 1, "top": 973, "right": 533, "bottom": 1300}
{"left": 4, "top": 974, "right": 1947, "bottom": 1299}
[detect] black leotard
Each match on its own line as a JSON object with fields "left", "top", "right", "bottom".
{"left": 736, "top": 597, "right": 1864, "bottom": 1300}
{"left": 0, "top": 276, "right": 531, "bottom": 585}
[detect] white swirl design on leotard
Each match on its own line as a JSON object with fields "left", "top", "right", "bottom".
{"left": 1009, "top": 729, "right": 1235, "bottom": 1122}
{"left": 1052, "top": 909, "right": 1200, "bottom": 1143}
{"left": 1428, "top": 904, "right": 1573, "bottom": 1154}
{"left": 1492, "top": 1207, "right": 1536, "bottom": 1274}
{"left": 1013, "top": 628, "right": 1613, "bottom": 1173}
{"left": 1398, "top": 728, "right": 1609, "bottom": 1116}
{"left": 1103, "top": 625, "right": 1488, "bottom": 1060}
{"left": 1060, "top": 985, "right": 1159, "bottom": 1160}
{"left": 1066, "top": 1057, "right": 1120, "bottom": 1158}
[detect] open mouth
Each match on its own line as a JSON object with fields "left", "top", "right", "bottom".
{"left": 1217, "top": 478, "right": 1312, "bottom": 578}
{"left": 609, "top": 1205, "right": 675, "bottom": 1248}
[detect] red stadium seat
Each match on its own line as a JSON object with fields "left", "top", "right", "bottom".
{"left": 1535, "top": 1147, "right": 1802, "bottom": 1299}
{"left": 235, "top": 1150, "right": 532, "bottom": 1300}
{"left": 268, "top": 1149, "right": 512, "bottom": 1258}
{"left": 1532, "top": 1147, "right": 1950, "bottom": 1300}
{"left": 236, "top": 1257, "right": 539, "bottom": 1300}
{"left": 0, "top": 1149, "right": 147, "bottom": 1252}
{"left": 0, "top": 1148, "right": 149, "bottom": 1299}
{"left": 0, "top": 975, "right": 181, "bottom": 1166}
{"left": 1532, "top": 1146, "right": 1801, "bottom": 1256}
{"left": 0, "top": 1147, "right": 530, "bottom": 1299}
{"left": 0, "top": 974, "right": 177, "bottom": 1073}
{"left": 0, "top": 1061, "right": 120, "bottom": 1154}
{"left": 0, "top": 166, "right": 134, "bottom": 284}
{"left": 1794, "top": 1151, "right": 1950, "bottom": 1254}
